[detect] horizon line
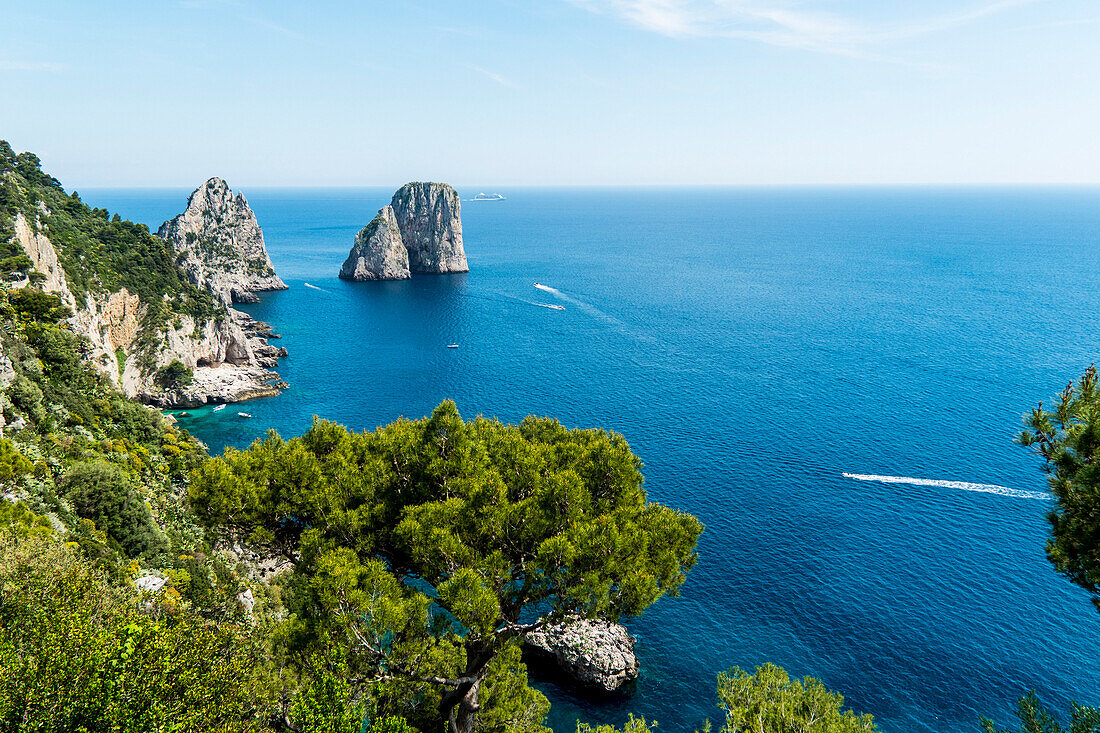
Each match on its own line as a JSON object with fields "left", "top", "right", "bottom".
{"left": 73, "top": 181, "right": 1100, "bottom": 191}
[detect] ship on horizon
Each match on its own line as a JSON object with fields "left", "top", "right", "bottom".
{"left": 471, "top": 192, "right": 505, "bottom": 201}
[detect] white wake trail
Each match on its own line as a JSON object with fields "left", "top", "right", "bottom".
{"left": 303, "top": 282, "right": 331, "bottom": 293}
{"left": 532, "top": 283, "right": 627, "bottom": 327}
{"left": 843, "top": 473, "right": 1051, "bottom": 501}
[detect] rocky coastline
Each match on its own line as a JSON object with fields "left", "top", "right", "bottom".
{"left": 11, "top": 182, "right": 290, "bottom": 409}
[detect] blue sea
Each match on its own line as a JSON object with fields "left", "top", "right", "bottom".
{"left": 84, "top": 185, "right": 1100, "bottom": 733}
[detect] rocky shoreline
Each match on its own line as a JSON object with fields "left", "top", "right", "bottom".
{"left": 11, "top": 179, "right": 291, "bottom": 409}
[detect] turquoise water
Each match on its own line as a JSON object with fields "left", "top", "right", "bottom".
{"left": 85, "top": 186, "right": 1100, "bottom": 733}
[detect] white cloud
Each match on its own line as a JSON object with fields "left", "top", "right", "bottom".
{"left": 567, "top": 0, "right": 1051, "bottom": 56}
{"left": 0, "top": 60, "right": 64, "bottom": 72}
{"left": 462, "top": 64, "right": 521, "bottom": 89}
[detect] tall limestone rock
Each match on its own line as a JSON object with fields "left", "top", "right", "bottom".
{"left": 338, "top": 182, "right": 468, "bottom": 281}
{"left": 390, "top": 182, "right": 468, "bottom": 273}
{"left": 339, "top": 206, "right": 410, "bottom": 281}
{"left": 158, "top": 178, "right": 287, "bottom": 305}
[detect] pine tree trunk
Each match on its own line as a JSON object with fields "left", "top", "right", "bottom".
{"left": 442, "top": 678, "right": 482, "bottom": 733}
{"left": 440, "top": 645, "right": 494, "bottom": 733}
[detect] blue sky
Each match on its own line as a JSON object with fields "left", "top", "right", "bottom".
{"left": 2, "top": 0, "right": 1098, "bottom": 186}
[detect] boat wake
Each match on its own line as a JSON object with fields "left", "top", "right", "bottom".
{"left": 467, "top": 290, "right": 566, "bottom": 312}
{"left": 532, "top": 283, "right": 626, "bottom": 327}
{"left": 842, "top": 473, "right": 1051, "bottom": 501}
{"left": 304, "top": 282, "right": 331, "bottom": 293}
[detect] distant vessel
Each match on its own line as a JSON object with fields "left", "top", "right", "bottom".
{"left": 212, "top": 404, "right": 227, "bottom": 412}
{"left": 471, "top": 192, "right": 505, "bottom": 201}
{"left": 447, "top": 344, "right": 460, "bottom": 349}
{"left": 544, "top": 304, "right": 565, "bottom": 311}
{"left": 238, "top": 412, "right": 252, "bottom": 418}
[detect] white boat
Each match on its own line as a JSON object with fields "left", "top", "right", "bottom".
{"left": 238, "top": 412, "right": 252, "bottom": 418}
{"left": 547, "top": 304, "right": 565, "bottom": 311}
{"left": 447, "top": 344, "right": 460, "bottom": 349}
{"left": 212, "top": 404, "right": 227, "bottom": 412}
{"left": 472, "top": 192, "right": 505, "bottom": 201}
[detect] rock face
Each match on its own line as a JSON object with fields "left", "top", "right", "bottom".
{"left": 391, "top": 182, "right": 468, "bottom": 273}
{"left": 13, "top": 207, "right": 286, "bottom": 407}
{"left": 339, "top": 206, "right": 410, "bottom": 281}
{"left": 339, "top": 182, "right": 468, "bottom": 281}
{"left": 157, "top": 178, "right": 287, "bottom": 305}
{"left": 525, "top": 617, "right": 639, "bottom": 692}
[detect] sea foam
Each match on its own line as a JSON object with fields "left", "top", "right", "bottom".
{"left": 842, "top": 473, "right": 1051, "bottom": 501}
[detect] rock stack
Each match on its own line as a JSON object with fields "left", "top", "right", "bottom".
{"left": 339, "top": 206, "right": 409, "bottom": 281}
{"left": 340, "top": 182, "right": 468, "bottom": 281}
{"left": 158, "top": 177, "right": 288, "bottom": 305}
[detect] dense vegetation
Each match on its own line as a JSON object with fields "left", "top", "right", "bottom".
{"left": 1021, "top": 364, "right": 1100, "bottom": 610}
{"left": 190, "top": 404, "right": 703, "bottom": 733}
{"left": 979, "top": 365, "right": 1100, "bottom": 733}
{"left": 0, "top": 283, "right": 209, "bottom": 561}
{"left": 0, "top": 535, "right": 268, "bottom": 733}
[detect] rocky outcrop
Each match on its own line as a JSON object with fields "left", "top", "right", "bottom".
{"left": 12, "top": 208, "right": 285, "bottom": 407}
{"left": 339, "top": 182, "right": 468, "bottom": 281}
{"left": 13, "top": 212, "right": 69, "bottom": 295}
{"left": 525, "top": 617, "right": 639, "bottom": 692}
{"left": 157, "top": 178, "right": 287, "bottom": 305}
{"left": 0, "top": 354, "right": 14, "bottom": 436}
{"left": 391, "top": 182, "right": 467, "bottom": 273}
{"left": 339, "top": 206, "right": 410, "bottom": 281}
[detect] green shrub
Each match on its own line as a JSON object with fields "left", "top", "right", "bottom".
{"left": 0, "top": 502, "right": 52, "bottom": 539}
{"left": 7, "top": 375, "right": 44, "bottom": 423}
{"left": 155, "top": 359, "right": 193, "bottom": 391}
{"left": 0, "top": 440, "right": 31, "bottom": 484}
{"left": 0, "top": 534, "right": 272, "bottom": 732}
{"left": 290, "top": 659, "right": 366, "bottom": 733}
{"left": 8, "top": 287, "right": 70, "bottom": 323}
{"left": 713, "top": 663, "right": 877, "bottom": 733}
{"left": 62, "top": 461, "right": 167, "bottom": 558}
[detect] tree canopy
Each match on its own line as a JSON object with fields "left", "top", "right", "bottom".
{"left": 711, "top": 663, "right": 877, "bottom": 733}
{"left": 981, "top": 692, "right": 1100, "bottom": 733}
{"left": 1020, "top": 364, "right": 1100, "bottom": 610}
{"left": 189, "top": 401, "right": 703, "bottom": 733}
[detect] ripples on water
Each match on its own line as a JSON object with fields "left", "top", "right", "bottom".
{"left": 84, "top": 186, "right": 1100, "bottom": 733}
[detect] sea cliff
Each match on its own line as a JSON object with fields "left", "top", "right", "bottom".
{"left": 157, "top": 177, "right": 287, "bottom": 305}
{"left": 1, "top": 153, "right": 288, "bottom": 407}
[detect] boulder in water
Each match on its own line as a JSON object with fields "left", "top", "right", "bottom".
{"left": 525, "top": 616, "right": 639, "bottom": 692}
